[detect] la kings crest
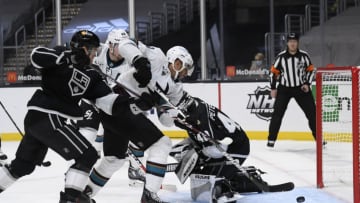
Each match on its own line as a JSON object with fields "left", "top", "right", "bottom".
{"left": 68, "top": 69, "right": 90, "bottom": 96}
{"left": 246, "top": 86, "right": 274, "bottom": 121}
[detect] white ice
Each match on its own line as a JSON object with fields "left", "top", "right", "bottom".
{"left": 0, "top": 140, "right": 352, "bottom": 203}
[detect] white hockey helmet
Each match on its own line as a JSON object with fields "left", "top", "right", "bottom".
{"left": 166, "top": 46, "right": 194, "bottom": 79}
{"left": 106, "top": 29, "right": 129, "bottom": 45}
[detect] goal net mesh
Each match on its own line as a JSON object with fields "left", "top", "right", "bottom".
{"left": 319, "top": 70, "right": 354, "bottom": 196}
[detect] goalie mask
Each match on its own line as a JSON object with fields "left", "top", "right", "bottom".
{"left": 166, "top": 46, "right": 194, "bottom": 80}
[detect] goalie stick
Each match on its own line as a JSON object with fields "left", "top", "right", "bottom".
{"left": 173, "top": 118, "right": 294, "bottom": 193}
{"left": 126, "top": 148, "right": 177, "bottom": 192}
{"left": 165, "top": 154, "right": 293, "bottom": 192}
{"left": 0, "top": 101, "right": 51, "bottom": 167}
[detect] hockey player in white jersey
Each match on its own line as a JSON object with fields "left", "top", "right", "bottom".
{"left": 70, "top": 29, "right": 169, "bottom": 203}
{"left": 81, "top": 29, "right": 193, "bottom": 203}
{"left": 76, "top": 29, "right": 131, "bottom": 155}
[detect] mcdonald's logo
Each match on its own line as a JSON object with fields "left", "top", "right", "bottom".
{"left": 226, "top": 66, "right": 236, "bottom": 77}
{"left": 7, "top": 71, "right": 17, "bottom": 83}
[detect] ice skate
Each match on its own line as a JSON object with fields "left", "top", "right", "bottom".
{"left": 59, "top": 191, "right": 96, "bottom": 203}
{"left": 128, "top": 163, "right": 145, "bottom": 187}
{"left": 140, "top": 187, "right": 168, "bottom": 203}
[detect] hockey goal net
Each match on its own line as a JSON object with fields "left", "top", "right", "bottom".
{"left": 316, "top": 66, "right": 360, "bottom": 203}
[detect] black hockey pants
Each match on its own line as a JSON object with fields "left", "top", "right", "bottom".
{"left": 268, "top": 85, "right": 316, "bottom": 142}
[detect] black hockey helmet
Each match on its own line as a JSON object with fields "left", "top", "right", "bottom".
{"left": 70, "top": 30, "right": 100, "bottom": 50}
{"left": 287, "top": 33, "right": 299, "bottom": 41}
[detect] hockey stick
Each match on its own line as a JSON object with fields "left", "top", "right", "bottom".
{"left": 88, "top": 64, "right": 186, "bottom": 118}
{"left": 0, "top": 101, "right": 51, "bottom": 167}
{"left": 173, "top": 118, "right": 294, "bottom": 192}
{"left": 126, "top": 148, "right": 177, "bottom": 192}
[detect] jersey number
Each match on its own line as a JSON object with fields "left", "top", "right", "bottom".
{"left": 217, "top": 112, "right": 239, "bottom": 134}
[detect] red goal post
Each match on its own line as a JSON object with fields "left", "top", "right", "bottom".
{"left": 316, "top": 66, "right": 360, "bottom": 203}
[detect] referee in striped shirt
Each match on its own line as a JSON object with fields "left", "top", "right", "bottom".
{"left": 267, "top": 33, "right": 316, "bottom": 147}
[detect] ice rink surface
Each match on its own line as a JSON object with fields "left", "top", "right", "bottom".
{"left": 0, "top": 140, "right": 353, "bottom": 203}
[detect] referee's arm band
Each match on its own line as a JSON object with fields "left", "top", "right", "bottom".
{"left": 270, "top": 66, "right": 280, "bottom": 75}
{"left": 306, "top": 64, "right": 314, "bottom": 72}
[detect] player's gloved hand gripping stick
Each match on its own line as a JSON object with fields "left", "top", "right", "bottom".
{"left": 89, "top": 64, "right": 186, "bottom": 117}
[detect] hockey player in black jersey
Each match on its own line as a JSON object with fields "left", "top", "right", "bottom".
{"left": 0, "top": 30, "right": 151, "bottom": 203}
{"left": 159, "top": 95, "right": 293, "bottom": 202}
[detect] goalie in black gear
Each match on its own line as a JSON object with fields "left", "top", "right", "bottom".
{"left": 158, "top": 95, "right": 270, "bottom": 202}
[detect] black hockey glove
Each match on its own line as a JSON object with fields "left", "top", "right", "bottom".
{"left": 133, "top": 57, "right": 152, "bottom": 88}
{"left": 129, "top": 92, "right": 156, "bottom": 115}
{"left": 112, "top": 85, "right": 129, "bottom": 96}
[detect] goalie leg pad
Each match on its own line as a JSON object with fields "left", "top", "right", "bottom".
{"left": 175, "top": 148, "right": 199, "bottom": 184}
{"left": 190, "top": 174, "right": 239, "bottom": 203}
{"left": 170, "top": 138, "right": 194, "bottom": 162}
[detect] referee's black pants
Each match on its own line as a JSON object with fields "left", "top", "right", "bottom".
{"left": 268, "top": 85, "right": 316, "bottom": 142}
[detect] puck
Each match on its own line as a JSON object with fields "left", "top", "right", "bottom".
{"left": 296, "top": 196, "right": 305, "bottom": 203}
{"left": 42, "top": 161, "right": 51, "bottom": 167}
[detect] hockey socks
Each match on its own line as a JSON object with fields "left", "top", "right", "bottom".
{"left": 145, "top": 161, "right": 167, "bottom": 192}
{"left": 87, "top": 156, "right": 125, "bottom": 196}
{"left": 0, "top": 164, "right": 17, "bottom": 192}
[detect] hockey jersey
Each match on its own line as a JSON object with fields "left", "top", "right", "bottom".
{"left": 94, "top": 39, "right": 185, "bottom": 106}
{"left": 188, "top": 98, "right": 245, "bottom": 142}
{"left": 28, "top": 46, "right": 117, "bottom": 120}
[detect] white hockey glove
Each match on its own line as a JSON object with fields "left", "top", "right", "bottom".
{"left": 201, "top": 144, "right": 228, "bottom": 159}
{"left": 158, "top": 108, "right": 179, "bottom": 127}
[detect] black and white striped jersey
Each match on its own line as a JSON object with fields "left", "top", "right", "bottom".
{"left": 270, "top": 49, "right": 315, "bottom": 89}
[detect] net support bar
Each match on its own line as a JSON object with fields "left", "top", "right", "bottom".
{"left": 351, "top": 67, "right": 359, "bottom": 203}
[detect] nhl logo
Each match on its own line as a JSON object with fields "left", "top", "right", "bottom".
{"left": 246, "top": 86, "right": 274, "bottom": 121}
